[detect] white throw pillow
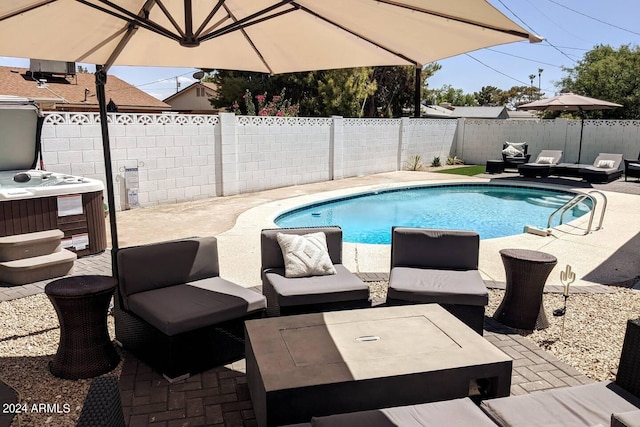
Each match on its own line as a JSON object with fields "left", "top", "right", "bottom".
{"left": 596, "top": 159, "right": 615, "bottom": 169}
{"left": 502, "top": 145, "right": 523, "bottom": 157}
{"left": 276, "top": 232, "right": 337, "bottom": 278}
{"left": 505, "top": 141, "right": 526, "bottom": 149}
{"left": 537, "top": 156, "right": 555, "bottom": 164}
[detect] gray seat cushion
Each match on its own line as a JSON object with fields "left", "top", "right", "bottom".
{"left": 311, "top": 398, "right": 496, "bottom": 427}
{"left": 612, "top": 410, "right": 640, "bottom": 427}
{"left": 264, "top": 264, "right": 369, "bottom": 307}
{"left": 127, "top": 277, "right": 266, "bottom": 336}
{"left": 481, "top": 381, "right": 640, "bottom": 427}
{"left": 388, "top": 267, "right": 488, "bottom": 306}
{"left": 117, "top": 237, "right": 221, "bottom": 310}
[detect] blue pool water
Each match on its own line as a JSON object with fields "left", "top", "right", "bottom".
{"left": 275, "top": 184, "right": 592, "bottom": 244}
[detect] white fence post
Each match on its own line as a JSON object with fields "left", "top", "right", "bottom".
{"left": 218, "top": 112, "right": 239, "bottom": 196}
{"left": 330, "top": 116, "right": 344, "bottom": 180}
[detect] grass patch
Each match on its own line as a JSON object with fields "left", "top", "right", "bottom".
{"left": 434, "top": 165, "right": 486, "bottom": 176}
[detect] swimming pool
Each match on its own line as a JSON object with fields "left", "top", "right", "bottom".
{"left": 275, "top": 184, "right": 592, "bottom": 244}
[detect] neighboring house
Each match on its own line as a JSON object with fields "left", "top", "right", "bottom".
{"left": 163, "top": 81, "right": 222, "bottom": 114}
{"left": 421, "top": 103, "right": 454, "bottom": 118}
{"left": 451, "top": 106, "right": 509, "bottom": 119}
{"left": 0, "top": 64, "right": 170, "bottom": 112}
{"left": 507, "top": 110, "right": 540, "bottom": 120}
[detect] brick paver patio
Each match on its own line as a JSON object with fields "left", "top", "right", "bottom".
{"left": 0, "top": 250, "right": 610, "bottom": 426}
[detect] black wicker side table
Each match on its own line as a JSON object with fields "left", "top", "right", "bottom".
{"left": 493, "top": 249, "right": 557, "bottom": 330}
{"left": 486, "top": 160, "right": 505, "bottom": 174}
{"left": 45, "top": 275, "right": 120, "bottom": 379}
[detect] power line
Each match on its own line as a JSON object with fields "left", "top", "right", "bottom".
{"left": 465, "top": 53, "right": 556, "bottom": 93}
{"left": 493, "top": 0, "right": 576, "bottom": 63}
{"left": 523, "top": 0, "right": 594, "bottom": 44}
{"left": 546, "top": 0, "right": 640, "bottom": 37}
{"left": 485, "top": 48, "right": 563, "bottom": 68}
{"left": 108, "top": 70, "right": 196, "bottom": 93}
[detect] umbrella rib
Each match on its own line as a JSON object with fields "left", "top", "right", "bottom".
{"left": 194, "top": 0, "right": 227, "bottom": 38}
{"left": 198, "top": 0, "right": 297, "bottom": 42}
{"left": 152, "top": 0, "right": 185, "bottom": 38}
{"left": 376, "top": 0, "right": 535, "bottom": 41}
{"left": 0, "top": 0, "right": 58, "bottom": 22}
{"left": 82, "top": 0, "right": 181, "bottom": 42}
{"left": 294, "top": 3, "right": 418, "bottom": 65}
{"left": 75, "top": 26, "right": 127, "bottom": 66}
{"left": 221, "top": 4, "right": 274, "bottom": 74}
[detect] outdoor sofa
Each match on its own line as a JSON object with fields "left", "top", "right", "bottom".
{"left": 385, "top": 227, "right": 488, "bottom": 335}
{"left": 284, "top": 319, "right": 640, "bottom": 427}
{"left": 260, "top": 226, "right": 370, "bottom": 317}
{"left": 517, "top": 150, "right": 563, "bottom": 177}
{"left": 480, "top": 318, "right": 640, "bottom": 426}
{"left": 624, "top": 152, "right": 640, "bottom": 182}
{"left": 114, "top": 236, "right": 266, "bottom": 381}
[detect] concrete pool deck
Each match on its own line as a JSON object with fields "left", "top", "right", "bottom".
{"left": 112, "top": 170, "right": 640, "bottom": 290}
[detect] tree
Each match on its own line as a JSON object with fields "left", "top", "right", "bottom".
{"left": 559, "top": 44, "right": 640, "bottom": 119}
{"left": 209, "top": 68, "right": 377, "bottom": 117}
{"left": 364, "top": 66, "right": 414, "bottom": 117}
{"left": 474, "top": 86, "right": 503, "bottom": 106}
{"left": 426, "top": 84, "right": 478, "bottom": 106}
{"left": 314, "top": 68, "right": 377, "bottom": 117}
{"left": 76, "top": 65, "right": 90, "bottom": 73}
{"left": 497, "top": 85, "right": 543, "bottom": 109}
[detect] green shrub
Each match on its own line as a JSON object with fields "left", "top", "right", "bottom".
{"left": 431, "top": 156, "right": 441, "bottom": 167}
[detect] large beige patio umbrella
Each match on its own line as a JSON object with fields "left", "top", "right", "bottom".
{"left": 0, "top": 0, "right": 541, "bottom": 265}
{"left": 518, "top": 93, "right": 622, "bottom": 163}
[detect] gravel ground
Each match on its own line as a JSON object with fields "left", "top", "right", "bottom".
{"left": 370, "top": 281, "right": 640, "bottom": 381}
{"left": 0, "top": 293, "right": 120, "bottom": 427}
{"left": 1, "top": 284, "right": 639, "bottom": 426}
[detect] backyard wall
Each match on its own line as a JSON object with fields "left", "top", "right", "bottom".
{"left": 40, "top": 112, "right": 458, "bottom": 211}
{"left": 458, "top": 118, "right": 640, "bottom": 165}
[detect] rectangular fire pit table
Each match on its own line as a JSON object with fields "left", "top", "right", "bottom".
{"left": 245, "top": 304, "right": 512, "bottom": 427}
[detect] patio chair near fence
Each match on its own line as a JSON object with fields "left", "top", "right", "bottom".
{"left": 386, "top": 227, "right": 488, "bottom": 335}
{"left": 579, "top": 153, "right": 624, "bottom": 183}
{"left": 624, "top": 153, "right": 640, "bottom": 182}
{"left": 518, "top": 150, "right": 563, "bottom": 178}
{"left": 551, "top": 153, "right": 624, "bottom": 183}
{"left": 501, "top": 142, "right": 531, "bottom": 170}
{"left": 260, "top": 226, "right": 371, "bottom": 317}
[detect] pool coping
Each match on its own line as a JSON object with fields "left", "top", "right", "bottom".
{"left": 217, "top": 176, "right": 640, "bottom": 289}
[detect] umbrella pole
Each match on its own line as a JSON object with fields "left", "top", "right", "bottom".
{"left": 577, "top": 113, "right": 585, "bottom": 164}
{"left": 95, "top": 65, "right": 119, "bottom": 278}
{"left": 414, "top": 65, "right": 422, "bottom": 118}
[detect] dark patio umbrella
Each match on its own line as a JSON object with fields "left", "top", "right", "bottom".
{"left": 0, "top": 1, "right": 541, "bottom": 275}
{"left": 518, "top": 93, "right": 622, "bottom": 164}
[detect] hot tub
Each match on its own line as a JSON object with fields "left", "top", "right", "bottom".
{"left": 0, "top": 96, "right": 107, "bottom": 256}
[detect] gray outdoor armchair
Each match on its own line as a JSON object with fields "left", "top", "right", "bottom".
{"left": 260, "top": 226, "right": 370, "bottom": 317}
{"left": 501, "top": 142, "right": 531, "bottom": 170}
{"left": 114, "top": 236, "right": 266, "bottom": 381}
{"left": 386, "top": 227, "right": 488, "bottom": 335}
{"left": 624, "top": 152, "right": 640, "bottom": 182}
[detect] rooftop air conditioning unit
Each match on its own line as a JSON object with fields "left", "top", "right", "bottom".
{"left": 29, "top": 59, "right": 76, "bottom": 76}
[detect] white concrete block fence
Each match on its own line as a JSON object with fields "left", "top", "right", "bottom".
{"left": 40, "top": 112, "right": 640, "bottom": 211}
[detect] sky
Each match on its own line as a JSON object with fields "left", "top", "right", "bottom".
{"left": 1, "top": 0, "right": 639, "bottom": 102}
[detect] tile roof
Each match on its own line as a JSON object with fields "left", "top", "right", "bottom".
{"left": 451, "top": 106, "right": 508, "bottom": 119}
{"left": 0, "top": 66, "right": 170, "bottom": 111}
{"left": 163, "top": 81, "right": 218, "bottom": 103}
